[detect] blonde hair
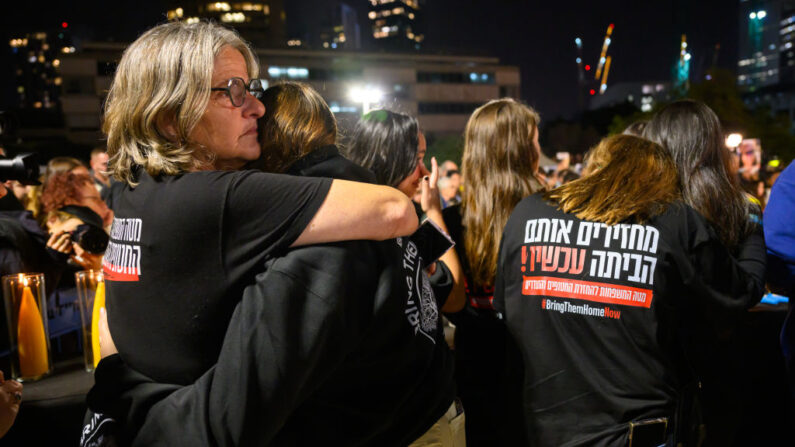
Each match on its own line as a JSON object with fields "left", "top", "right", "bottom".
{"left": 254, "top": 82, "right": 337, "bottom": 173}
{"left": 545, "top": 135, "right": 680, "bottom": 225}
{"left": 103, "top": 21, "right": 259, "bottom": 185}
{"left": 462, "top": 98, "right": 544, "bottom": 287}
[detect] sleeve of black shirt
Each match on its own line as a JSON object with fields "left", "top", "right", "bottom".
{"left": 128, "top": 242, "right": 377, "bottom": 446}
{"left": 222, "top": 171, "right": 332, "bottom": 275}
{"left": 674, "top": 207, "right": 767, "bottom": 336}
{"left": 429, "top": 260, "right": 453, "bottom": 308}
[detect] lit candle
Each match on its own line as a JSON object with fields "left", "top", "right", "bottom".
{"left": 90, "top": 278, "right": 105, "bottom": 367}
{"left": 17, "top": 277, "right": 49, "bottom": 378}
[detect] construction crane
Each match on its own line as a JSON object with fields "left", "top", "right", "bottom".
{"left": 575, "top": 23, "right": 616, "bottom": 105}
{"left": 595, "top": 23, "right": 615, "bottom": 81}
{"left": 600, "top": 56, "right": 612, "bottom": 94}
{"left": 575, "top": 37, "right": 585, "bottom": 82}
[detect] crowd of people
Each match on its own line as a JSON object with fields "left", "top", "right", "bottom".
{"left": 0, "top": 19, "right": 793, "bottom": 446}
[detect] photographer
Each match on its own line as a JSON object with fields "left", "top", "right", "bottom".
{"left": 40, "top": 171, "right": 111, "bottom": 272}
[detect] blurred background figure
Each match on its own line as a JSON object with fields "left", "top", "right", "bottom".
{"left": 89, "top": 147, "right": 110, "bottom": 198}
{"left": 439, "top": 160, "right": 459, "bottom": 178}
{"left": 438, "top": 169, "right": 461, "bottom": 208}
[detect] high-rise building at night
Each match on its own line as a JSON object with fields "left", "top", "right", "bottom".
{"left": 8, "top": 27, "right": 74, "bottom": 111}
{"left": 165, "top": 1, "right": 286, "bottom": 48}
{"left": 368, "top": 0, "right": 424, "bottom": 50}
{"left": 318, "top": 2, "right": 362, "bottom": 50}
{"left": 737, "top": 0, "right": 785, "bottom": 91}
{"left": 780, "top": 7, "right": 795, "bottom": 82}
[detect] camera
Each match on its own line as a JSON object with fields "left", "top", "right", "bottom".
{"left": 70, "top": 224, "right": 109, "bottom": 254}
{"left": 0, "top": 153, "right": 40, "bottom": 185}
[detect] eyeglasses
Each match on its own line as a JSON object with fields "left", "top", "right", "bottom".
{"left": 210, "top": 77, "right": 264, "bottom": 107}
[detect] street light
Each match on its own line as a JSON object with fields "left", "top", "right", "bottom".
{"left": 349, "top": 85, "right": 384, "bottom": 114}
{"left": 725, "top": 133, "right": 743, "bottom": 150}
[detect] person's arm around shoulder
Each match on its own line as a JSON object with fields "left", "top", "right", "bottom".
{"left": 293, "top": 179, "right": 418, "bottom": 246}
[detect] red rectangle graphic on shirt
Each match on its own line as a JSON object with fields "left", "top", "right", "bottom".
{"left": 102, "top": 265, "right": 139, "bottom": 282}
{"left": 521, "top": 275, "right": 653, "bottom": 308}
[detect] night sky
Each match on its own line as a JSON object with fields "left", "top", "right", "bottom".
{"left": 0, "top": 0, "right": 739, "bottom": 120}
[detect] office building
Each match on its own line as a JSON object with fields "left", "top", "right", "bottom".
{"left": 8, "top": 28, "right": 74, "bottom": 111}
{"left": 318, "top": 2, "right": 362, "bottom": 50}
{"left": 165, "top": 0, "right": 286, "bottom": 48}
{"left": 368, "top": 0, "right": 424, "bottom": 50}
{"left": 52, "top": 43, "right": 519, "bottom": 145}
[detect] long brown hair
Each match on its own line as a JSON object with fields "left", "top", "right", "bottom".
{"left": 252, "top": 82, "right": 338, "bottom": 173}
{"left": 546, "top": 135, "right": 680, "bottom": 225}
{"left": 462, "top": 98, "right": 544, "bottom": 287}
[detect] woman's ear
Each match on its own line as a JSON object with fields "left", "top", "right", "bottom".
{"left": 157, "top": 113, "right": 179, "bottom": 142}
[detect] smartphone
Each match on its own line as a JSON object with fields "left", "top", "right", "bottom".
{"left": 409, "top": 219, "right": 455, "bottom": 268}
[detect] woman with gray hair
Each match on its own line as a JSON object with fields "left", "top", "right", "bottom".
{"left": 97, "top": 20, "right": 417, "bottom": 388}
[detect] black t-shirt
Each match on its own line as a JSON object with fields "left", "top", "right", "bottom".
{"left": 494, "top": 193, "right": 766, "bottom": 446}
{"left": 103, "top": 168, "right": 331, "bottom": 384}
{"left": 87, "top": 147, "right": 455, "bottom": 446}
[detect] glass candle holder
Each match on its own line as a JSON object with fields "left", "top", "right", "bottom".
{"left": 2, "top": 273, "right": 52, "bottom": 381}
{"left": 75, "top": 270, "right": 105, "bottom": 372}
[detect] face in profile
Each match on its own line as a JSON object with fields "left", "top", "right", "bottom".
{"left": 396, "top": 132, "right": 430, "bottom": 198}
{"left": 189, "top": 46, "right": 266, "bottom": 170}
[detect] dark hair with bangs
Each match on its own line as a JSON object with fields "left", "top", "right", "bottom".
{"left": 344, "top": 109, "right": 419, "bottom": 188}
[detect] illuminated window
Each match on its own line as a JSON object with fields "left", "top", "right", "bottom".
{"left": 167, "top": 8, "right": 184, "bottom": 19}
{"left": 267, "top": 66, "right": 309, "bottom": 79}
{"left": 221, "top": 12, "right": 247, "bottom": 22}
{"left": 329, "top": 101, "right": 359, "bottom": 113}
{"left": 233, "top": 2, "right": 264, "bottom": 11}
{"left": 207, "top": 2, "right": 231, "bottom": 11}
{"left": 418, "top": 72, "right": 494, "bottom": 84}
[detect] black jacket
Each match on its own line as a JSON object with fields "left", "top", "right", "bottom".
{"left": 87, "top": 146, "right": 456, "bottom": 446}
